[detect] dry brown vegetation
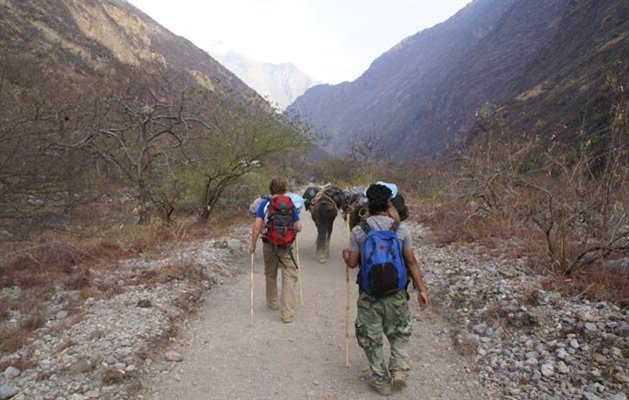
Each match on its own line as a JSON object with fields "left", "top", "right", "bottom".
{"left": 292, "top": 67, "right": 629, "bottom": 309}
{"left": 101, "top": 367, "right": 127, "bottom": 385}
{"left": 409, "top": 65, "right": 629, "bottom": 307}
{"left": 540, "top": 267, "right": 629, "bottom": 306}
{"left": 0, "top": 52, "right": 311, "bottom": 237}
{"left": 0, "top": 313, "right": 46, "bottom": 354}
{"left": 0, "top": 209, "right": 244, "bottom": 354}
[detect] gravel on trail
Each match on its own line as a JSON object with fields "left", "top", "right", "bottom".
{"left": 4, "top": 209, "right": 626, "bottom": 399}
{"left": 142, "top": 215, "right": 493, "bottom": 400}
{"left": 0, "top": 227, "right": 250, "bottom": 400}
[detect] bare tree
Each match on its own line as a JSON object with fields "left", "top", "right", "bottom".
{"left": 0, "top": 55, "right": 95, "bottom": 234}
{"left": 77, "top": 69, "right": 207, "bottom": 224}
{"left": 347, "top": 128, "right": 384, "bottom": 162}
{"left": 455, "top": 62, "right": 629, "bottom": 275}
{"left": 193, "top": 99, "right": 312, "bottom": 222}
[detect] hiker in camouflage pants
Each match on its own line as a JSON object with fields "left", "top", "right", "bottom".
{"left": 343, "top": 184, "right": 429, "bottom": 395}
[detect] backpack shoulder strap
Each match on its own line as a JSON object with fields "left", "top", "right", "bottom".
{"left": 264, "top": 196, "right": 273, "bottom": 211}
{"left": 390, "top": 221, "right": 400, "bottom": 233}
{"left": 285, "top": 195, "right": 295, "bottom": 207}
{"left": 263, "top": 196, "right": 273, "bottom": 226}
{"left": 360, "top": 220, "right": 371, "bottom": 235}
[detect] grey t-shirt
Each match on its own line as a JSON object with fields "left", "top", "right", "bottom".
{"left": 349, "top": 215, "right": 413, "bottom": 253}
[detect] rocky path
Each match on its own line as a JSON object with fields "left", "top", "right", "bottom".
{"left": 141, "top": 216, "right": 492, "bottom": 399}
{"left": 2, "top": 213, "right": 626, "bottom": 399}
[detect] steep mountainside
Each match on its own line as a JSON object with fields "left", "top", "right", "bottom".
{"left": 426, "top": 0, "right": 572, "bottom": 148}
{"left": 215, "top": 51, "right": 319, "bottom": 110}
{"left": 288, "top": 0, "right": 629, "bottom": 158}
{"left": 0, "top": 0, "right": 261, "bottom": 102}
{"left": 288, "top": 0, "right": 515, "bottom": 156}
{"left": 487, "top": 0, "right": 629, "bottom": 143}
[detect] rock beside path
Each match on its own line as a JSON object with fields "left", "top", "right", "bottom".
{"left": 140, "top": 215, "right": 494, "bottom": 400}
{"left": 2, "top": 368, "right": 20, "bottom": 380}
{"left": 164, "top": 351, "right": 184, "bottom": 362}
{"left": 0, "top": 385, "right": 19, "bottom": 400}
{"left": 410, "top": 221, "right": 629, "bottom": 399}
{"left": 0, "top": 227, "right": 250, "bottom": 399}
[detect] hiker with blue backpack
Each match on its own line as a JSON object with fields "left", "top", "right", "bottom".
{"left": 250, "top": 176, "right": 303, "bottom": 323}
{"left": 342, "top": 183, "right": 429, "bottom": 395}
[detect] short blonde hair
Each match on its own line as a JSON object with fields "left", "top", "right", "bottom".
{"left": 269, "top": 176, "right": 288, "bottom": 195}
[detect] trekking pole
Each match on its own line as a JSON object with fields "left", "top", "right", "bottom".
{"left": 250, "top": 252, "right": 255, "bottom": 326}
{"left": 345, "top": 217, "right": 351, "bottom": 368}
{"left": 296, "top": 236, "right": 304, "bottom": 306}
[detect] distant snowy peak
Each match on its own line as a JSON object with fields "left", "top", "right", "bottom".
{"left": 214, "top": 51, "right": 320, "bottom": 110}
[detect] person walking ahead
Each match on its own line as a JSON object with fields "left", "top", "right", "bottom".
{"left": 342, "top": 183, "right": 429, "bottom": 395}
{"left": 250, "top": 176, "right": 303, "bottom": 323}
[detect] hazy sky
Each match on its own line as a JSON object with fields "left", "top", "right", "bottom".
{"left": 128, "top": 0, "right": 470, "bottom": 84}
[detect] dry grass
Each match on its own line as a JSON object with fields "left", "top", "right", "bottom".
{"left": 128, "top": 261, "right": 207, "bottom": 289}
{"left": 518, "top": 285, "right": 546, "bottom": 307}
{"left": 450, "top": 327, "right": 478, "bottom": 356}
{"left": 0, "top": 356, "right": 36, "bottom": 374}
{"left": 173, "top": 286, "right": 204, "bottom": 313}
{"left": 417, "top": 195, "right": 629, "bottom": 308}
{"left": 78, "top": 287, "right": 98, "bottom": 300}
{"left": 0, "top": 240, "right": 127, "bottom": 290}
{"left": 0, "top": 328, "right": 29, "bottom": 354}
{"left": 416, "top": 198, "right": 542, "bottom": 258}
{"left": 54, "top": 338, "right": 78, "bottom": 354}
{"left": 541, "top": 266, "right": 629, "bottom": 307}
{"left": 94, "top": 280, "right": 127, "bottom": 299}
{"left": 158, "top": 262, "right": 205, "bottom": 283}
{"left": 0, "top": 312, "right": 46, "bottom": 353}
{"left": 101, "top": 367, "right": 126, "bottom": 385}
{"left": 0, "top": 209, "right": 244, "bottom": 354}
{"left": 189, "top": 213, "right": 250, "bottom": 239}
{"left": 0, "top": 239, "right": 126, "bottom": 353}
{"left": 129, "top": 269, "right": 161, "bottom": 287}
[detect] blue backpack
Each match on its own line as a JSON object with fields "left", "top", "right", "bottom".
{"left": 358, "top": 221, "right": 408, "bottom": 297}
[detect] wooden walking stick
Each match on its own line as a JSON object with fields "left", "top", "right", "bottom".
{"left": 250, "top": 252, "right": 255, "bottom": 326}
{"left": 345, "top": 216, "right": 351, "bottom": 367}
{"left": 296, "top": 236, "right": 304, "bottom": 306}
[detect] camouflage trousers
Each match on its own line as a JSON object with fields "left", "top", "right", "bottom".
{"left": 355, "top": 290, "right": 412, "bottom": 385}
{"left": 262, "top": 242, "right": 298, "bottom": 322}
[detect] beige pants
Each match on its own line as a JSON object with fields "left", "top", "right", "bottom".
{"left": 263, "top": 242, "right": 298, "bottom": 322}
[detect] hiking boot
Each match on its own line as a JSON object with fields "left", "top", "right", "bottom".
{"left": 369, "top": 380, "right": 392, "bottom": 396}
{"left": 391, "top": 374, "right": 407, "bottom": 390}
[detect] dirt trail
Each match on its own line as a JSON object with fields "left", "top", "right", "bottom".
{"left": 142, "top": 216, "right": 494, "bottom": 399}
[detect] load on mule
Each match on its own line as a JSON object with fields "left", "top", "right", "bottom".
{"left": 342, "top": 182, "right": 409, "bottom": 229}
{"left": 302, "top": 183, "right": 347, "bottom": 263}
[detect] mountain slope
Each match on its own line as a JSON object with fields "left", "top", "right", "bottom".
{"left": 0, "top": 0, "right": 260, "bottom": 102}
{"left": 288, "top": 0, "right": 629, "bottom": 158}
{"left": 489, "top": 0, "right": 629, "bottom": 143}
{"left": 215, "top": 51, "right": 319, "bottom": 110}
{"left": 288, "top": 0, "right": 515, "bottom": 156}
{"left": 0, "top": 0, "right": 303, "bottom": 229}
